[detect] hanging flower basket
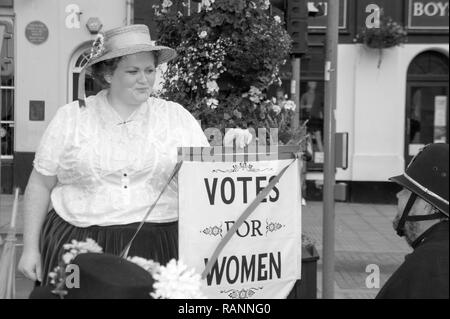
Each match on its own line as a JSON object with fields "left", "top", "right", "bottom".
{"left": 354, "top": 15, "right": 407, "bottom": 67}
{"left": 355, "top": 15, "right": 407, "bottom": 49}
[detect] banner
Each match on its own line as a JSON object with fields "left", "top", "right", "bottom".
{"left": 179, "top": 158, "right": 302, "bottom": 299}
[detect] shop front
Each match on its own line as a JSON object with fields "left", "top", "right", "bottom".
{"left": 299, "top": 0, "right": 449, "bottom": 202}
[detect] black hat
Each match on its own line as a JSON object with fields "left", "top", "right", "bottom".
{"left": 390, "top": 143, "right": 449, "bottom": 216}
{"left": 29, "top": 253, "right": 154, "bottom": 299}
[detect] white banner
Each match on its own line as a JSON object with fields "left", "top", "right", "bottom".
{"left": 179, "top": 159, "right": 302, "bottom": 299}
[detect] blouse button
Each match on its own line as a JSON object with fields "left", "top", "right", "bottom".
{"left": 123, "top": 173, "right": 127, "bottom": 177}
{"left": 124, "top": 186, "right": 128, "bottom": 189}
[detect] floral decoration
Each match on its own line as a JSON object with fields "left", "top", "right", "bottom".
{"left": 354, "top": 13, "right": 407, "bottom": 68}
{"left": 355, "top": 15, "right": 407, "bottom": 50}
{"left": 88, "top": 33, "right": 105, "bottom": 61}
{"left": 220, "top": 287, "right": 263, "bottom": 299}
{"left": 147, "top": 259, "right": 207, "bottom": 299}
{"left": 152, "top": 0, "right": 306, "bottom": 145}
{"left": 48, "top": 238, "right": 205, "bottom": 299}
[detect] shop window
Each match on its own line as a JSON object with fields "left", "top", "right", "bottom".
{"left": 1, "top": 19, "right": 14, "bottom": 159}
{"left": 301, "top": 47, "right": 325, "bottom": 171}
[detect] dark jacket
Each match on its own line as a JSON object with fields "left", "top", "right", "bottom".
{"left": 376, "top": 221, "right": 449, "bottom": 299}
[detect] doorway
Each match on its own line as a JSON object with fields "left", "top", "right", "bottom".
{"left": 405, "top": 51, "right": 449, "bottom": 165}
{"left": 71, "top": 47, "right": 103, "bottom": 102}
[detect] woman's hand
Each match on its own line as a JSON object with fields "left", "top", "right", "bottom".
{"left": 223, "top": 128, "right": 253, "bottom": 149}
{"left": 19, "top": 169, "right": 56, "bottom": 283}
{"left": 18, "top": 249, "right": 42, "bottom": 282}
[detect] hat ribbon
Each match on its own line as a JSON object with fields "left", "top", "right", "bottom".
{"left": 404, "top": 173, "right": 449, "bottom": 206}
{"left": 107, "top": 32, "right": 154, "bottom": 51}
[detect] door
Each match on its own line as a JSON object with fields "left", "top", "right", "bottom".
{"left": 405, "top": 51, "right": 449, "bottom": 165}
{"left": 405, "top": 83, "right": 449, "bottom": 164}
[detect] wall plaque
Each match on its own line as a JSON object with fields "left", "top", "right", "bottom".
{"left": 25, "top": 21, "right": 49, "bottom": 45}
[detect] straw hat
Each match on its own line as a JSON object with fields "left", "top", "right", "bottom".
{"left": 78, "top": 24, "right": 176, "bottom": 105}
{"left": 84, "top": 24, "right": 177, "bottom": 68}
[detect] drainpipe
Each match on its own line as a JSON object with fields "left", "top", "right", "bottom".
{"left": 126, "top": 0, "right": 134, "bottom": 25}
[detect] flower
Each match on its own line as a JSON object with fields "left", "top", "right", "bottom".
{"left": 271, "top": 104, "right": 281, "bottom": 114}
{"left": 62, "top": 252, "right": 75, "bottom": 264}
{"left": 247, "top": 86, "right": 264, "bottom": 104}
{"left": 161, "top": 0, "right": 173, "bottom": 13}
{"left": 88, "top": 33, "right": 105, "bottom": 62}
{"left": 151, "top": 259, "right": 206, "bottom": 299}
{"left": 274, "top": 15, "right": 282, "bottom": 24}
{"left": 206, "top": 80, "right": 219, "bottom": 93}
{"left": 199, "top": 30, "right": 208, "bottom": 39}
{"left": 49, "top": 238, "right": 103, "bottom": 298}
{"left": 162, "top": 0, "right": 173, "bottom": 9}
{"left": 206, "top": 98, "right": 219, "bottom": 109}
{"left": 261, "top": 0, "right": 271, "bottom": 10}
{"left": 201, "top": 0, "right": 215, "bottom": 10}
{"left": 62, "top": 238, "right": 103, "bottom": 254}
{"left": 282, "top": 100, "right": 296, "bottom": 111}
{"left": 127, "top": 256, "right": 161, "bottom": 276}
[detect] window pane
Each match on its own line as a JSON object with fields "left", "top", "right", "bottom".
{"left": 0, "top": 123, "right": 13, "bottom": 156}
{"left": 300, "top": 80, "right": 325, "bottom": 170}
{"left": 408, "top": 52, "right": 449, "bottom": 76}
{"left": 408, "top": 86, "right": 448, "bottom": 157}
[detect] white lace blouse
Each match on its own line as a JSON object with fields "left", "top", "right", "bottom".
{"left": 33, "top": 90, "right": 209, "bottom": 227}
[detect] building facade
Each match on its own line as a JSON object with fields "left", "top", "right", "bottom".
{"left": 1, "top": 0, "right": 129, "bottom": 193}
{"left": 1, "top": 0, "right": 448, "bottom": 202}
{"left": 300, "top": 0, "right": 448, "bottom": 201}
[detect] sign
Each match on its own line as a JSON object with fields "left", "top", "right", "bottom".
{"left": 408, "top": 0, "right": 449, "bottom": 29}
{"left": 86, "top": 17, "right": 103, "bottom": 34}
{"left": 434, "top": 96, "right": 447, "bottom": 143}
{"left": 308, "top": 0, "right": 347, "bottom": 29}
{"left": 434, "top": 96, "right": 448, "bottom": 126}
{"left": 179, "top": 156, "right": 302, "bottom": 299}
{"left": 29, "top": 100, "right": 45, "bottom": 121}
{"left": 356, "top": 0, "right": 403, "bottom": 31}
{"left": 25, "top": 21, "right": 49, "bottom": 45}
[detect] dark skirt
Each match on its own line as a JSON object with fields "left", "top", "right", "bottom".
{"left": 39, "top": 209, "right": 178, "bottom": 286}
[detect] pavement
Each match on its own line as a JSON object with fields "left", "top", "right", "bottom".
{"left": 0, "top": 194, "right": 410, "bottom": 299}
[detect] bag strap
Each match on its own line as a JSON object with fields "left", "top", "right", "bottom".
{"left": 120, "top": 161, "right": 183, "bottom": 258}
{"left": 201, "top": 157, "right": 298, "bottom": 279}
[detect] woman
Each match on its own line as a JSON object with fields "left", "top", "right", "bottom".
{"left": 18, "top": 24, "right": 210, "bottom": 285}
